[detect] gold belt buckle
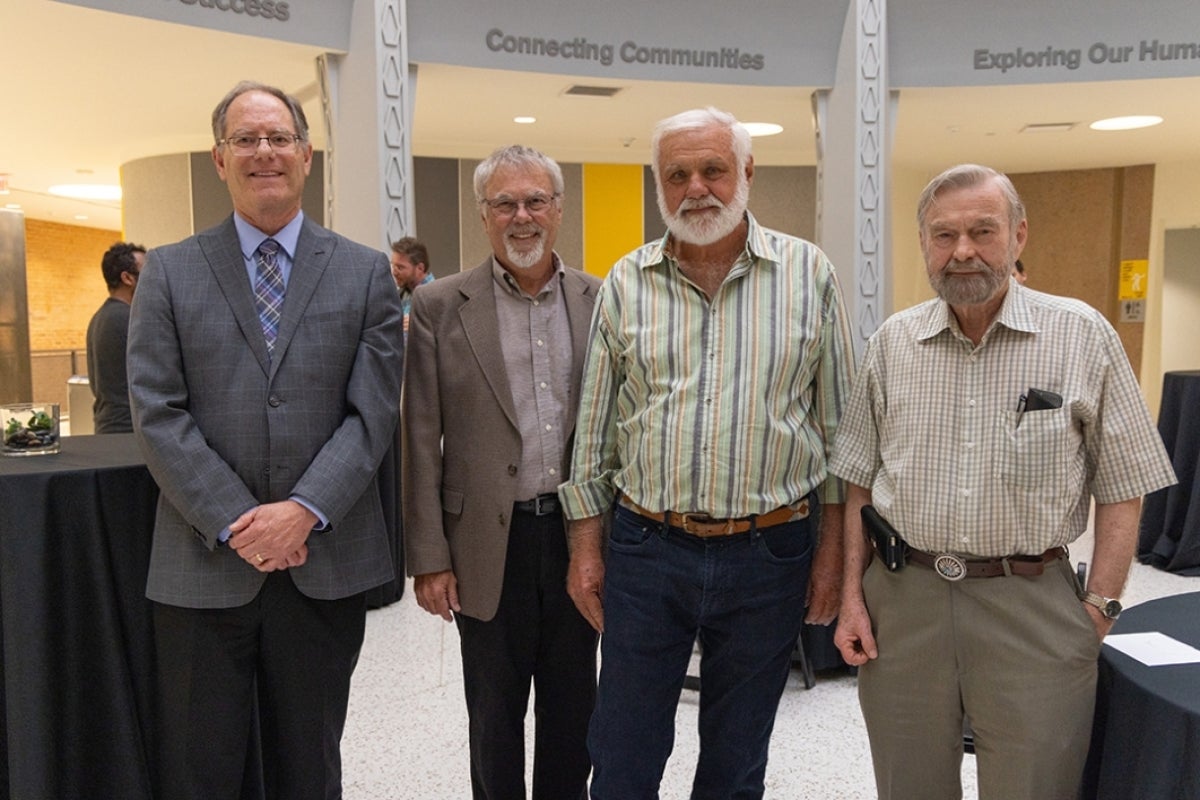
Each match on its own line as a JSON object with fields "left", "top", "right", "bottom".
{"left": 934, "top": 553, "right": 967, "bottom": 581}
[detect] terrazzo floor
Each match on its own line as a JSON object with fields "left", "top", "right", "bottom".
{"left": 340, "top": 525, "right": 1198, "bottom": 799}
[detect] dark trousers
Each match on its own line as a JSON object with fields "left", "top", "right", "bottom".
{"left": 456, "top": 507, "right": 599, "bottom": 800}
{"left": 152, "top": 571, "right": 367, "bottom": 800}
{"left": 588, "top": 504, "right": 814, "bottom": 800}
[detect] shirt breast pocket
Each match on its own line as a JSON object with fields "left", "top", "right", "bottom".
{"left": 996, "top": 407, "right": 1083, "bottom": 493}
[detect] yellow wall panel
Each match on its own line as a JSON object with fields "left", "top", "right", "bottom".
{"left": 582, "top": 164, "right": 643, "bottom": 278}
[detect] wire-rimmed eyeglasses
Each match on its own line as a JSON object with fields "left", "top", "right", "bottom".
{"left": 480, "top": 193, "right": 560, "bottom": 218}
{"left": 219, "top": 133, "right": 304, "bottom": 156}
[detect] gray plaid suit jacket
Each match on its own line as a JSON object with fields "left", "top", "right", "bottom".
{"left": 128, "top": 215, "right": 404, "bottom": 608}
{"left": 401, "top": 258, "right": 601, "bottom": 621}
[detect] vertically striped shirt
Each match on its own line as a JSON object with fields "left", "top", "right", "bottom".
{"left": 559, "top": 213, "right": 855, "bottom": 520}
{"left": 829, "top": 282, "right": 1177, "bottom": 556}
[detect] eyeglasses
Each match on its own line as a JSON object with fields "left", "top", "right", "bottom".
{"left": 219, "top": 133, "right": 304, "bottom": 156}
{"left": 480, "top": 193, "right": 559, "bottom": 217}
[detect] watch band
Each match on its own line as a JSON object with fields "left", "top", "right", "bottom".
{"left": 1082, "top": 591, "right": 1123, "bottom": 620}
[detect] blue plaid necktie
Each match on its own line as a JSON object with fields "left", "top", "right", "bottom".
{"left": 254, "top": 239, "right": 284, "bottom": 355}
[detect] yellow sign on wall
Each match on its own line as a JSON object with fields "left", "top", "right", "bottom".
{"left": 1119, "top": 259, "right": 1149, "bottom": 300}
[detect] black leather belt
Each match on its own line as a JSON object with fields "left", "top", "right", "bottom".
{"left": 514, "top": 493, "right": 561, "bottom": 516}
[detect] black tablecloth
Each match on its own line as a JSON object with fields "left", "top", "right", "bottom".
{"left": 1083, "top": 592, "right": 1200, "bottom": 800}
{"left": 0, "top": 435, "right": 158, "bottom": 799}
{"left": 0, "top": 433, "right": 403, "bottom": 799}
{"left": 1139, "top": 370, "right": 1200, "bottom": 575}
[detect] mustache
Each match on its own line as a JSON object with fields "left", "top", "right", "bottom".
{"left": 942, "top": 258, "right": 991, "bottom": 274}
{"left": 678, "top": 196, "right": 725, "bottom": 212}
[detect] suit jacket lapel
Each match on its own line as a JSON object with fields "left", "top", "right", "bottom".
{"left": 458, "top": 260, "right": 520, "bottom": 431}
{"left": 199, "top": 219, "right": 272, "bottom": 374}
{"left": 270, "top": 218, "right": 329, "bottom": 375}
{"left": 562, "top": 268, "right": 597, "bottom": 437}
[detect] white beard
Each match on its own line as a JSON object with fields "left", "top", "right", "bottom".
{"left": 504, "top": 227, "right": 546, "bottom": 269}
{"left": 657, "top": 173, "right": 750, "bottom": 246}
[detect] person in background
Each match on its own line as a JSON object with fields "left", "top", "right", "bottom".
{"left": 86, "top": 241, "right": 144, "bottom": 433}
{"left": 403, "top": 145, "right": 600, "bottom": 799}
{"left": 832, "top": 163, "right": 1176, "bottom": 800}
{"left": 127, "top": 80, "right": 403, "bottom": 800}
{"left": 390, "top": 236, "right": 434, "bottom": 344}
{"left": 560, "top": 107, "right": 855, "bottom": 799}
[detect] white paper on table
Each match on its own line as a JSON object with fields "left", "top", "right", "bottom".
{"left": 1104, "top": 632, "right": 1200, "bottom": 666}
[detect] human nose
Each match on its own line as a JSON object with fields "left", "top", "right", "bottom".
{"left": 685, "top": 172, "right": 709, "bottom": 198}
{"left": 952, "top": 234, "right": 977, "bottom": 261}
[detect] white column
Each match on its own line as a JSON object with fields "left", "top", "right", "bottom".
{"left": 319, "top": 0, "right": 414, "bottom": 251}
{"left": 815, "top": 0, "right": 894, "bottom": 355}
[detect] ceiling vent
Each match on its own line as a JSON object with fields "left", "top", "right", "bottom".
{"left": 563, "top": 84, "right": 623, "bottom": 98}
{"left": 1020, "top": 122, "right": 1076, "bottom": 133}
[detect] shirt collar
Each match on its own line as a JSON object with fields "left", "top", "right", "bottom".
{"left": 491, "top": 251, "right": 564, "bottom": 297}
{"left": 915, "top": 277, "right": 1039, "bottom": 342}
{"left": 233, "top": 211, "right": 304, "bottom": 262}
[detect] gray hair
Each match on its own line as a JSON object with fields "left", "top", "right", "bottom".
{"left": 650, "top": 107, "right": 752, "bottom": 180}
{"left": 917, "top": 164, "right": 1025, "bottom": 232}
{"left": 211, "top": 80, "right": 310, "bottom": 144}
{"left": 473, "top": 145, "right": 565, "bottom": 203}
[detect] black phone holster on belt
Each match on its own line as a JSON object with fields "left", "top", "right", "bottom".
{"left": 861, "top": 505, "right": 907, "bottom": 571}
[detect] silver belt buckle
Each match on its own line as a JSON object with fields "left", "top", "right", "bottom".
{"left": 934, "top": 553, "right": 967, "bottom": 581}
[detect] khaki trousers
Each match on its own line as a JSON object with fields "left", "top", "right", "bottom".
{"left": 858, "top": 555, "right": 1101, "bottom": 800}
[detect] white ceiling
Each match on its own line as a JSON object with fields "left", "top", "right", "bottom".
{"left": 5, "top": 0, "right": 1200, "bottom": 233}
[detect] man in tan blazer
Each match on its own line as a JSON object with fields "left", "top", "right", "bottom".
{"left": 402, "top": 145, "right": 600, "bottom": 799}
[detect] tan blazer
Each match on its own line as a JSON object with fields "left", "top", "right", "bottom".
{"left": 401, "top": 258, "right": 600, "bottom": 620}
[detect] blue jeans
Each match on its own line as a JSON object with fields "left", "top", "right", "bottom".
{"left": 588, "top": 503, "right": 815, "bottom": 800}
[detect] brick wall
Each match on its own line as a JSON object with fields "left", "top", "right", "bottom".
{"left": 25, "top": 219, "right": 121, "bottom": 351}
{"left": 25, "top": 220, "right": 123, "bottom": 415}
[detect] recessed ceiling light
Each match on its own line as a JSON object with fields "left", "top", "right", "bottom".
{"left": 513, "top": 116, "right": 536, "bottom": 124}
{"left": 74, "top": 215, "right": 90, "bottom": 221}
{"left": 49, "top": 184, "right": 122, "bottom": 201}
{"left": 1089, "top": 115, "right": 1163, "bottom": 131}
{"left": 740, "top": 122, "right": 783, "bottom": 137}
{"left": 4, "top": 204, "right": 21, "bottom": 210}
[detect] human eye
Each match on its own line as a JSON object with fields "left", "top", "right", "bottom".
{"left": 665, "top": 168, "right": 687, "bottom": 184}
{"left": 231, "top": 135, "right": 257, "bottom": 149}
{"left": 524, "top": 196, "right": 550, "bottom": 213}
{"left": 269, "top": 133, "right": 296, "bottom": 148}
{"left": 491, "top": 199, "right": 518, "bottom": 215}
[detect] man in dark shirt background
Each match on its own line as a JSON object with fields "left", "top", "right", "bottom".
{"left": 86, "top": 241, "right": 144, "bottom": 433}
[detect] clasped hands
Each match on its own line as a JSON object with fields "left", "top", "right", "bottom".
{"left": 228, "top": 499, "right": 314, "bottom": 572}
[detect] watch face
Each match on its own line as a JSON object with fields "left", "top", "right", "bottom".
{"left": 1102, "top": 600, "right": 1123, "bottom": 619}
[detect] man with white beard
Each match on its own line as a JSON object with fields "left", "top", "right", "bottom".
{"left": 403, "top": 145, "right": 601, "bottom": 799}
{"left": 559, "top": 107, "right": 856, "bottom": 799}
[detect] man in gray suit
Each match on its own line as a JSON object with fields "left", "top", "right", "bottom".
{"left": 403, "top": 145, "right": 600, "bottom": 799}
{"left": 127, "top": 81, "right": 403, "bottom": 800}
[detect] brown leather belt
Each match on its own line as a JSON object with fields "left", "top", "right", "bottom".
{"left": 905, "top": 545, "right": 1067, "bottom": 581}
{"left": 618, "top": 493, "right": 809, "bottom": 537}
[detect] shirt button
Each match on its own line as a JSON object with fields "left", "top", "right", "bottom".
{"left": 549, "top": 468, "right": 557, "bottom": 476}
{"left": 537, "top": 339, "right": 544, "bottom": 347}
{"left": 967, "top": 399, "right": 976, "bottom": 407}
{"left": 540, "top": 382, "right": 548, "bottom": 389}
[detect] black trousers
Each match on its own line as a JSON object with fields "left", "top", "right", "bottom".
{"left": 456, "top": 507, "right": 599, "bottom": 800}
{"left": 152, "top": 572, "right": 367, "bottom": 800}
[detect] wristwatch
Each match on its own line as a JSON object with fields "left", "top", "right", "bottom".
{"left": 1082, "top": 591, "right": 1123, "bottom": 620}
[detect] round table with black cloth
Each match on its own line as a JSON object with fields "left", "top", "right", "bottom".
{"left": 1082, "top": 591, "right": 1200, "bottom": 800}
{"left": 1139, "top": 370, "right": 1200, "bottom": 575}
{"left": 0, "top": 433, "right": 402, "bottom": 800}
